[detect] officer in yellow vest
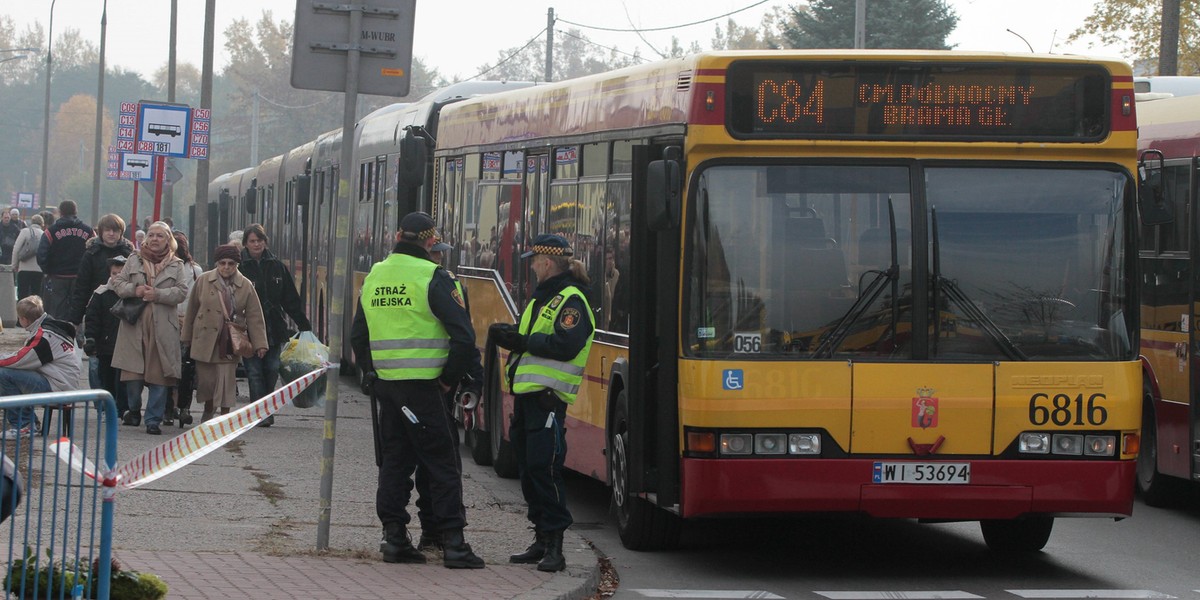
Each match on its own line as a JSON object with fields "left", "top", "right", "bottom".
{"left": 489, "top": 233, "right": 595, "bottom": 573}
{"left": 350, "top": 211, "right": 484, "bottom": 569}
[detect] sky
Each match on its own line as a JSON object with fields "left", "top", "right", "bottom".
{"left": 2, "top": 0, "right": 1130, "bottom": 84}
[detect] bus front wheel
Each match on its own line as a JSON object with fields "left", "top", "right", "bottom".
{"left": 610, "top": 389, "right": 681, "bottom": 551}
{"left": 979, "top": 516, "right": 1053, "bottom": 552}
{"left": 1136, "top": 380, "right": 1182, "bottom": 507}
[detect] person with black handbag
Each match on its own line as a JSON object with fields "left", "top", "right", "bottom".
{"left": 110, "top": 222, "right": 189, "bottom": 435}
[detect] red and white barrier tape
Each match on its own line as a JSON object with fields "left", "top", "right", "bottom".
{"left": 51, "top": 366, "right": 328, "bottom": 491}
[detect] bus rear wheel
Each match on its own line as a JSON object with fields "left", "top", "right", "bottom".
{"left": 469, "top": 343, "right": 499, "bottom": 466}
{"left": 979, "top": 516, "right": 1053, "bottom": 552}
{"left": 487, "top": 345, "right": 518, "bottom": 479}
{"left": 609, "top": 389, "right": 680, "bottom": 551}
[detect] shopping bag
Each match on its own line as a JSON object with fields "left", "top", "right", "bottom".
{"left": 280, "top": 331, "right": 328, "bottom": 408}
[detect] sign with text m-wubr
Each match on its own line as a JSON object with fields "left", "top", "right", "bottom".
{"left": 292, "top": 0, "right": 416, "bottom": 97}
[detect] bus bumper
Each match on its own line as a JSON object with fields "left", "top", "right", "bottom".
{"left": 679, "top": 458, "right": 1135, "bottom": 520}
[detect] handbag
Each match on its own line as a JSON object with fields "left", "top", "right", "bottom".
{"left": 109, "top": 297, "right": 148, "bottom": 325}
{"left": 219, "top": 286, "right": 255, "bottom": 358}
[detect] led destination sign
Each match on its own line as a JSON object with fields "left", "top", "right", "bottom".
{"left": 726, "top": 62, "right": 1109, "bottom": 140}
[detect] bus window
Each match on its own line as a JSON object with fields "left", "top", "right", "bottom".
{"left": 1156, "top": 164, "right": 1190, "bottom": 253}
{"left": 604, "top": 179, "right": 632, "bottom": 333}
{"left": 925, "top": 166, "right": 1132, "bottom": 360}
{"left": 687, "top": 164, "right": 912, "bottom": 359}
{"left": 582, "top": 142, "right": 607, "bottom": 177}
{"left": 475, "top": 183, "right": 500, "bottom": 269}
{"left": 462, "top": 155, "right": 481, "bottom": 266}
{"left": 612, "top": 141, "right": 634, "bottom": 174}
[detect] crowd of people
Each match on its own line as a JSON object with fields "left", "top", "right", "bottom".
{"left": 0, "top": 201, "right": 309, "bottom": 437}
{"left": 0, "top": 203, "right": 596, "bottom": 573}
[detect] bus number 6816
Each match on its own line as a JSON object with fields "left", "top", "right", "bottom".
{"left": 1028, "top": 392, "right": 1108, "bottom": 426}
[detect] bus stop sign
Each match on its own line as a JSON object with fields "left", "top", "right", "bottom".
{"left": 291, "top": 0, "right": 416, "bottom": 97}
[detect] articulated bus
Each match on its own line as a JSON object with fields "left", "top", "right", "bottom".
{"left": 1131, "top": 93, "right": 1200, "bottom": 505}
{"left": 431, "top": 50, "right": 1144, "bottom": 552}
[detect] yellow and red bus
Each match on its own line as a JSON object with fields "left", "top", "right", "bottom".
{"left": 1131, "top": 92, "right": 1200, "bottom": 505}
{"left": 431, "top": 50, "right": 1143, "bottom": 552}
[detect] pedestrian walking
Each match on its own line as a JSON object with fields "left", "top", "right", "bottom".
{"left": 238, "top": 224, "right": 311, "bottom": 428}
{"left": 36, "top": 200, "right": 94, "bottom": 320}
{"left": 110, "top": 222, "right": 188, "bottom": 435}
{"left": 0, "top": 209, "right": 22, "bottom": 265}
{"left": 349, "top": 211, "right": 485, "bottom": 569}
{"left": 489, "top": 233, "right": 596, "bottom": 573}
{"left": 180, "top": 244, "right": 267, "bottom": 423}
{"left": 10, "top": 214, "right": 43, "bottom": 300}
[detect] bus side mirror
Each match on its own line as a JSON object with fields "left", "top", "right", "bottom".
{"left": 399, "top": 129, "right": 428, "bottom": 188}
{"left": 1138, "top": 149, "right": 1173, "bottom": 226}
{"left": 647, "top": 158, "right": 681, "bottom": 230}
{"left": 295, "top": 175, "right": 310, "bottom": 207}
{"left": 245, "top": 185, "right": 258, "bottom": 215}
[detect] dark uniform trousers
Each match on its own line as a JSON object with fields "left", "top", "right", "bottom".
{"left": 511, "top": 388, "right": 572, "bottom": 532}
{"left": 415, "top": 388, "right": 463, "bottom": 532}
{"left": 376, "top": 378, "right": 466, "bottom": 531}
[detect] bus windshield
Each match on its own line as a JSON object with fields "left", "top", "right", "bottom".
{"left": 686, "top": 163, "right": 1133, "bottom": 361}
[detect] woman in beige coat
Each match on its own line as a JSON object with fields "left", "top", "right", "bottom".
{"left": 181, "top": 244, "right": 267, "bottom": 422}
{"left": 110, "top": 221, "right": 189, "bottom": 435}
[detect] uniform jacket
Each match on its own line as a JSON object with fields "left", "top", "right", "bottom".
{"left": 239, "top": 247, "right": 311, "bottom": 347}
{"left": 67, "top": 236, "right": 134, "bottom": 324}
{"left": 109, "top": 255, "right": 188, "bottom": 379}
{"left": 181, "top": 269, "right": 268, "bottom": 364}
{"left": 10, "top": 224, "right": 42, "bottom": 274}
{"left": 83, "top": 284, "right": 121, "bottom": 357}
{"left": 350, "top": 242, "right": 477, "bottom": 388}
{"left": 0, "top": 313, "right": 80, "bottom": 392}
{"left": 37, "top": 215, "right": 93, "bottom": 277}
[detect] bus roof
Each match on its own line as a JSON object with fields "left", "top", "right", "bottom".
{"left": 1137, "top": 93, "right": 1200, "bottom": 156}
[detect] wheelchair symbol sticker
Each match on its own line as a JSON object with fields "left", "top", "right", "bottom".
{"left": 722, "top": 369, "right": 744, "bottom": 390}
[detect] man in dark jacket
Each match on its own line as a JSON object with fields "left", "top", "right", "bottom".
{"left": 0, "top": 210, "right": 22, "bottom": 265}
{"left": 36, "top": 200, "right": 94, "bottom": 320}
{"left": 68, "top": 214, "right": 133, "bottom": 326}
{"left": 239, "top": 224, "right": 311, "bottom": 427}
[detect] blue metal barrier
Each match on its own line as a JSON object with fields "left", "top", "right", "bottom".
{"left": 0, "top": 390, "right": 117, "bottom": 600}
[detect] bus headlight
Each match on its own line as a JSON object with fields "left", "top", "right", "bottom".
{"left": 1084, "top": 434, "right": 1116, "bottom": 456}
{"left": 754, "top": 433, "right": 787, "bottom": 455}
{"left": 788, "top": 433, "right": 821, "bottom": 455}
{"left": 720, "top": 433, "right": 753, "bottom": 455}
{"left": 1019, "top": 432, "right": 1050, "bottom": 454}
{"left": 1052, "top": 434, "right": 1083, "bottom": 455}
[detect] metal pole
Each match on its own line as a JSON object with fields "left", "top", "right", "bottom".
{"left": 317, "top": 0, "right": 362, "bottom": 552}
{"left": 1006, "top": 29, "right": 1035, "bottom": 53}
{"left": 40, "top": 0, "right": 58, "bottom": 210}
{"left": 251, "top": 90, "right": 259, "bottom": 167}
{"left": 854, "top": 0, "right": 865, "bottom": 49}
{"left": 90, "top": 0, "right": 107, "bottom": 225}
{"left": 193, "top": 0, "right": 215, "bottom": 266}
{"left": 544, "top": 7, "right": 554, "bottom": 82}
{"left": 164, "top": 0, "right": 177, "bottom": 220}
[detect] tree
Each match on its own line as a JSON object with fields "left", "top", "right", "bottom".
{"left": 711, "top": 8, "right": 790, "bottom": 50}
{"left": 1067, "top": 0, "right": 1199, "bottom": 75}
{"left": 46, "top": 94, "right": 112, "bottom": 206}
{"left": 782, "top": 0, "right": 958, "bottom": 50}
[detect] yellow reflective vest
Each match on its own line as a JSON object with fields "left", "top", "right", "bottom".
{"left": 511, "top": 286, "right": 594, "bottom": 404}
{"left": 361, "top": 253, "right": 448, "bottom": 381}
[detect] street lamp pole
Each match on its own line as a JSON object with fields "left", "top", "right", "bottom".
{"left": 91, "top": 0, "right": 108, "bottom": 225}
{"left": 40, "top": 0, "right": 58, "bottom": 211}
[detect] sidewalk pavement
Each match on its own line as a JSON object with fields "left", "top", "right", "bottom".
{"left": 0, "top": 326, "right": 600, "bottom": 599}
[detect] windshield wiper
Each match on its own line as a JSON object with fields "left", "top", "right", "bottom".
{"left": 930, "top": 207, "right": 1027, "bottom": 361}
{"left": 812, "top": 200, "right": 900, "bottom": 358}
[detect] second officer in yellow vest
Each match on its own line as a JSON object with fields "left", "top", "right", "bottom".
{"left": 350, "top": 211, "right": 484, "bottom": 569}
{"left": 489, "top": 233, "right": 595, "bottom": 573}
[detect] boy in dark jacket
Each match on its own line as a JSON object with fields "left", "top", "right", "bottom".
{"left": 82, "top": 256, "right": 129, "bottom": 419}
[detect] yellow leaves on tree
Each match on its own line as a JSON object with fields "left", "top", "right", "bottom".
{"left": 1068, "top": 0, "right": 1200, "bottom": 74}
{"left": 45, "top": 94, "right": 113, "bottom": 203}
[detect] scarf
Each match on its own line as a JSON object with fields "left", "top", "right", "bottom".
{"left": 139, "top": 242, "right": 171, "bottom": 269}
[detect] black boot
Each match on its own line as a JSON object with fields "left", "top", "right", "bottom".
{"left": 442, "top": 529, "right": 484, "bottom": 569}
{"left": 537, "top": 530, "right": 565, "bottom": 572}
{"left": 509, "top": 529, "right": 547, "bottom": 564}
{"left": 417, "top": 529, "right": 442, "bottom": 552}
{"left": 380, "top": 524, "right": 426, "bottom": 564}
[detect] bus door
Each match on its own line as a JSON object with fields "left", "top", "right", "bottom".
{"left": 521, "top": 153, "right": 549, "bottom": 305}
